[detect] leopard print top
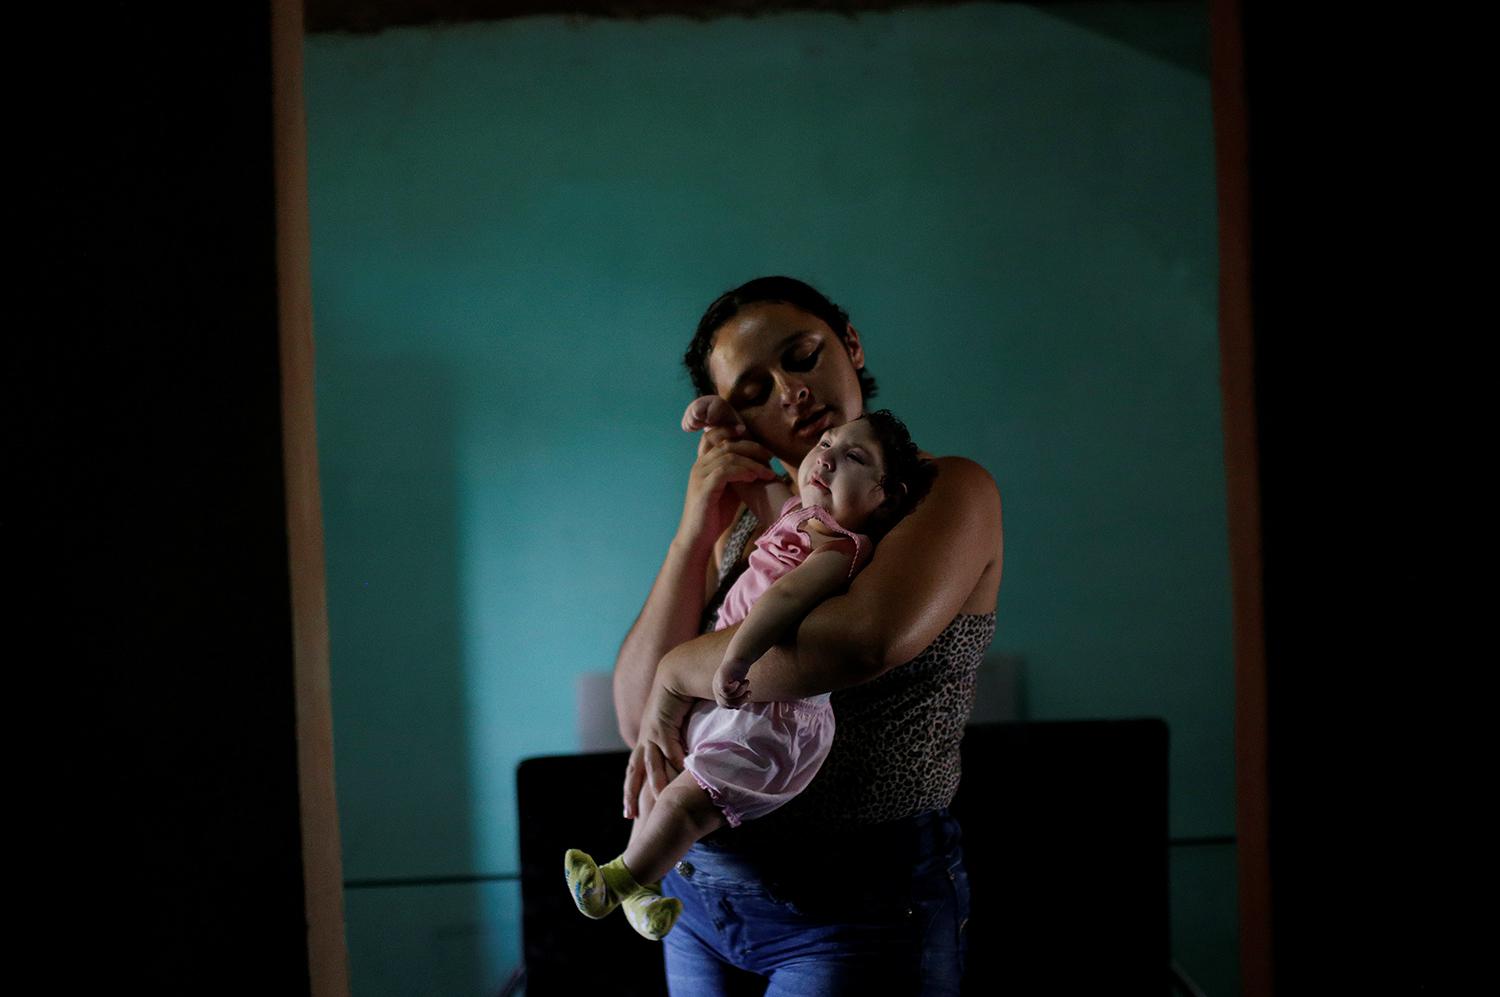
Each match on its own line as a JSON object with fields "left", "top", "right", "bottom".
{"left": 702, "top": 504, "right": 997, "bottom": 830}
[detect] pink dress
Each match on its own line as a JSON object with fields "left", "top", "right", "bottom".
{"left": 682, "top": 497, "right": 873, "bottom": 827}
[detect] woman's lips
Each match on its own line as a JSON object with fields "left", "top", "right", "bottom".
{"left": 793, "top": 408, "right": 833, "bottom": 437}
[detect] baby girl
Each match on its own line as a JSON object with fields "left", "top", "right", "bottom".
{"left": 564, "top": 397, "right": 934, "bottom": 941}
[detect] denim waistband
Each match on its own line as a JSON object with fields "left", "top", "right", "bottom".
{"left": 674, "top": 809, "right": 963, "bottom": 909}
{"left": 687, "top": 809, "right": 960, "bottom": 880}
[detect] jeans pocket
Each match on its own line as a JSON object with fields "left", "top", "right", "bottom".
{"left": 947, "top": 857, "right": 971, "bottom": 964}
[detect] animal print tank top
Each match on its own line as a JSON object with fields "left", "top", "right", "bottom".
{"left": 702, "top": 504, "right": 997, "bottom": 829}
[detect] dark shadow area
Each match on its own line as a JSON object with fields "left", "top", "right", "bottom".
{"left": 306, "top": 0, "right": 1206, "bottom": 59}
{"left": 49, "top": 4, "right": 313, "bottom": 992}
{"left": 1038, "top": 1, "right": 1208, "bottom": 77}
{"left": 517, "top": 719, "right": 1168, "bottom": 994}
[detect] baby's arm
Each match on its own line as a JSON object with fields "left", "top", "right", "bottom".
{"left": 713, "top": 532, "right": 857, "bottom": 708}
{"left": 682, "top": 395, "right": 791, "bottom": 524}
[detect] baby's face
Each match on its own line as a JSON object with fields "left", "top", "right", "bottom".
{"left": 796, "top": 417, "right": 887, "bottom": 530}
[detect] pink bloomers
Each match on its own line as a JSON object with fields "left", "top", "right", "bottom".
{"left": 681, "top": 694, "right": 835, "bottom": 827}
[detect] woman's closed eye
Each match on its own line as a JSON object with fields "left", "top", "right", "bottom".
{"left": 737, "top": 383, "right": 770, "bottom": 407}
{"left": 785, "top": 346, "right": 822, "bottom": 371}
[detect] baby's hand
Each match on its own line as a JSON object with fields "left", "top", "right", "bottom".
{"left": 682, "top": 395, "right": 744, "bottom": 435}
{"left": 712, "top": 656, "right": 753, "bottom": 710}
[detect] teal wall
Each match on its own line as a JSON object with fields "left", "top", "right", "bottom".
{"left": 306, "top": 4, "right": 1236, "bottom": 994}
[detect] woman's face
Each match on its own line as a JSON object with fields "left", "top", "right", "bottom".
{"left": 705, "top": 301, "right": 867, "bottom": 467}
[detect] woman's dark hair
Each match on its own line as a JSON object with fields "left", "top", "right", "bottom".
{"left": 862, "top": 409, "right": 937, "bottom": 538}
{"left": 683, "top": 276, "right": 879, "bottom": 401}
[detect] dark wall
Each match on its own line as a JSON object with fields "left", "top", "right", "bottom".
{"left": 1242, "top": 6, "right": 1441, "bottom": 994}
{"left": 48, "top": 5, "right": 312, "bottom": 994}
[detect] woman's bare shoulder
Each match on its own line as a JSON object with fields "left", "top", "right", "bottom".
{"left": 922, "top": 455, "right": 1002, "bottom": 513}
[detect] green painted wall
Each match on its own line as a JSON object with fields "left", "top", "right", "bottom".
{"left": 306, "top": 4, "right": 1236, "bottom": 993}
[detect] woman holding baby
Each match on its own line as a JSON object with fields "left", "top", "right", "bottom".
{"left": 613, "top": 276, "right": 1003, "bottom": 995}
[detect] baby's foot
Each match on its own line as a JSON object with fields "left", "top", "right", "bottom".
{"left": 564, "top": 849, "right": 619, "bottom": 919}
{"left": 622, "top": 887, "right": 683, "bottom": 941}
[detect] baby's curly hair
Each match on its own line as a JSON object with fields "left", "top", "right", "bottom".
{"left": 862, "top": 409, "right": 937, "bottom": 538}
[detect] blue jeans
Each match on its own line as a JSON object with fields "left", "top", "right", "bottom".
{"left": 659, "top": 809, "right": 970, "bottom": 996}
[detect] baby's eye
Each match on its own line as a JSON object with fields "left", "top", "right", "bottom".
{"left": 849, "top": 453, "right": 865, "bottom": 464}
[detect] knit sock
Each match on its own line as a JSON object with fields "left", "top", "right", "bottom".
{"left": 563, "top": 849, "right": 682, "bottom": 940}
{"left": 563, "top": 849, "right": 620, "bottom": 919}
{"left": 621, "top": 885, "right": 683, "bottom": 942}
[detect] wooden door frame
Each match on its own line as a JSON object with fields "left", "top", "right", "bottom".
{"left": 273, "top": 2, "right": 351, "bottom": 995}
{"left": 1209, "top": 0, "right": 1271, "bottom": 993}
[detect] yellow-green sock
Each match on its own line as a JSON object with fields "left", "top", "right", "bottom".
{"left": 603, "top": 858, "right": 682, "bottom": 941}
{"left": 621, "top": 886, "right": 683, "bottom": 942}
{"left": 565, "top": 850, "right": 682, "bottom": 940}
{"left": 564, "top": 849, "right": 619, "bottom": 919}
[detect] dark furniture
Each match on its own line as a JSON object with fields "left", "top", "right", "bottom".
{"left": 518, "top": 718, "right": 1168, "bottom": 995}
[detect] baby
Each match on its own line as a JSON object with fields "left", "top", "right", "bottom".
{"left": 564, "top": 397, "right": 935, "bottom": 941}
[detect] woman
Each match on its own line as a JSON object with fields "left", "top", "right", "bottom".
{"left": 613, "top": 276, "right": 1003, "bottom": 995}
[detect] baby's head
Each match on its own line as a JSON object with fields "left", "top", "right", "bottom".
{"left": 796, "top": 409, "right": 936, "bottom": 537}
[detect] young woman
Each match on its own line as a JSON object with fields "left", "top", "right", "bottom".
{"left": 613, "top": 276, "right": 1003, "bottom": 994}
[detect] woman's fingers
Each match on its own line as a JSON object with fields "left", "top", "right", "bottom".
{"left": 623, "top": 746, "right": 644, "bottom": 819}
{"left": 645, "top": 742, "right": 667, "bottom": 794}
{"left": 701, "top": 448, "right": 778, "bottom": 485}
{"left": 698, "top": 433, "right": 774, "bottom": 463}
{"left": 713, "top": 438, "right": 775, "bottom": 463}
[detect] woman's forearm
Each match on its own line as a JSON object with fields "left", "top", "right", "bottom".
{"left": 613, "top": 532, "right": 715, "bottom": 746}
{"left": 660, "top": 592, "right": 881, "bottom": 703}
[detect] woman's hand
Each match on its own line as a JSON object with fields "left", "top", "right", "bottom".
{"left": 622, "top": 678, "right": 695, "bottom": 819}
{"left": 679, "top": 424, "right": 777, "bottom": 548}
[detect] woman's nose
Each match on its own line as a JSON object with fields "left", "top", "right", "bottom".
{"left": 777, "top": 375, "right": 810, "bottom": 407}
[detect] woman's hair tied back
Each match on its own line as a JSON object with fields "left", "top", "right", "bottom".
{"left": 684, "top": 275, "right": 879, "bottom": 402}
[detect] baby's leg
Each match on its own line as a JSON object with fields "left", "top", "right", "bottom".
{"left": 563, "top": 773, "right": 720, "bottom": 941}
{"left": 624, "top": 770, "right": 726, "bottom": 887}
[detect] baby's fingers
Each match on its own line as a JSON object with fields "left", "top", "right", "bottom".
{"left": 718, "top": 679, "right": 749, "bottom": 710}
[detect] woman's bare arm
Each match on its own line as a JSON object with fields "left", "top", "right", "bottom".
{"left": 611, "top": 428, "right": 777, "bottom": 746}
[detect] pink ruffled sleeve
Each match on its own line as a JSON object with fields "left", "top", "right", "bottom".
{"left": 793, "top": 506, "right": 874, "bottom": 580}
